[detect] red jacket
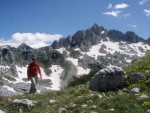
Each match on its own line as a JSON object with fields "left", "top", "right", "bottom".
{"left": 27, "top": 62, "right": 42, "bottom": 78}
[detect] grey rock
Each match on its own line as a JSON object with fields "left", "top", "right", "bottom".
{"left": 128, "top": 72, "right": 146, "bottom": 83}
{"left": 79, "top": 40, "right": 92, "bottom": 52}
{"left": 19, "top": 108, "right": 23, "bottom": 113}
{"left": 129, "top": 88, "right": 140, "bottom": 94}
{"left": 58, "top": 107, "right": 66, "bottom": 113}
{"left": 89, "top": 66, "right": 128, "bottom": 91}
{"left": 88, "top": 61, "right": 103, "bottom": 71}
{"left": 147, "top": 109, "right": 150, "bottom": 112}
{"left": 138, "top": 94, "right": 149, "bottom": 99}
{"left": 13, "top": 99, "right": 37, "bottom": 107}
{"left": 52, "top": 40, "right": 60, "bottom": 49}
{"left": 59, "top": 38, "right": 70, "bottom": 48}
{"left": 7, "top": 82, "right": 30, "bottom": 94}
{"left": 99, "top": 44, "right": 107, "bottom": 53}
{"left": 125, "top": 31, "right": 145, "bottom": 43}
{"left": 0, "top": 80, "right": 51, "bottom": 96}
{"left": 108, "top": 30, "right": 127, "bottom": 42}
{"left": 78, "top": 54, "right": 95, "bottom": 69}
{"left": 97, "top": 94, "right": 103, "bottom": 99}
{"left": 0, "top": 86, "right": 21, "bottom": 96}
{"left": 90, "top": 112, "right": 98, "bottom": 113}
{"left": 49, "top": 99, "right": 57, "bottom": 105}
{"left": 108, "top": 30, "right": 145, "bottom": 43}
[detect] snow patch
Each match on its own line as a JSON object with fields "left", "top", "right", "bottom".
{"left": 56, "top": 48, "right": 67, "bottom": 54}
{"left": 66, "top": 57, "right": 78, "bottom": 66}
{"left": 48, "top": 65, "right": 64, "bottom": 90}
{"left": 101, "top": 31, "right": 105, "bottom": 34}
{"left": 16, "top": 65, "right": 28, "bottom": 79}
{"left": 77, "top": 67, "right": 91, "bottom": 76}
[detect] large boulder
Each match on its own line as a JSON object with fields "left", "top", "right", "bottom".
{"left": 89, "top": 66, "right": 128, "bottom": 91}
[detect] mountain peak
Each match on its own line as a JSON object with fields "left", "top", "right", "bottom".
{"left": 18, "top": 43, "right": 32, "bottom": 51}
{"left": 91, "top": 23, "right": 99, "bottom": 28}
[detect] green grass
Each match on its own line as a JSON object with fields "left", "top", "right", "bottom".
{"left": 1, "top": 53, "right": 150, "bottom": 113}
{"left": 1, "top": 83, "right": 150, "bottom": 113}
{"left": 123, "top": 52, "right": 150, "bottom": 77}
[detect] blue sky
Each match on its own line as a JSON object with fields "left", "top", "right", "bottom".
{"left": 0, "top": 0, "right": 150, "bottom": 48}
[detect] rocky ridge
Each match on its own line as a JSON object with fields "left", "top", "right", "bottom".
{"left": 0, "top": 24, "right": 150, "bottom": 96}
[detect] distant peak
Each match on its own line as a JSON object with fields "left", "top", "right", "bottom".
{"left": 91, "top": 23, "right": 99, "bottom": 28}
{"left": 20, "top": 43, "right": 28, "bottom": 46}
{"left": 18, "top": 43, "right": 32, "bottom": 50}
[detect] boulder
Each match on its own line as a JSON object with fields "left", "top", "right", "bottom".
{"left": 129, "top": 88, "right": 140, "bottom": 94}
{"left": 99, "top": 44, "right": 107, "bottom": 53}
{"left": 13, "top": 99, "right": 37, "bottom": 107}
{"left": 128, "top": 72, "right": 146, "bottom": 83}
{"left": 89, "top": 66, "right": 128, "bottom": 91}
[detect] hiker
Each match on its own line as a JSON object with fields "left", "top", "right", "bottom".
{"left": 27, "top": 57, "right": 42, "bottom": 93}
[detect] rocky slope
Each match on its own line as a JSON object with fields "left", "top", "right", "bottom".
{"left": 0, "top": 24, "right": 150, "bottom": 96}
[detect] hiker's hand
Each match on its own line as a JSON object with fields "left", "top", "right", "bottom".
{"left": 40, "top": 76, "right": 42, "bottom": 80}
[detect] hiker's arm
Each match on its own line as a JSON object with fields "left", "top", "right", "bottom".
{"left": 38, "top": 65, "right": 42, "bottom": 79}
{"left": 27, "top": 65, "right": 30, "bottom": 80}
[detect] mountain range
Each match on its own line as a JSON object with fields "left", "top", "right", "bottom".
{"left": 0, "top": 23, "right": 150, "bottom": 96}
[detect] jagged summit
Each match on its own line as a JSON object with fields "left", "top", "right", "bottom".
{"left": 52, "top": 24, "right": 146, "bottom": 51}
{"left": 91, "top": 23, "right": 99, "bottom": 28}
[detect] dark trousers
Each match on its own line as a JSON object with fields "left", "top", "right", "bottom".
{"left": 29, "top": 76, "right": 37, "bottom": 93}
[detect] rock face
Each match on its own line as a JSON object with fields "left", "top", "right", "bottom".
{"left": 89, "top": 66, "right": 128, "bottom": 91}
{"left": 52, "top": 24, "right": 108, "bottom": 51}
{"left": 108, "top": 30, "right": 145, "bottom": 43}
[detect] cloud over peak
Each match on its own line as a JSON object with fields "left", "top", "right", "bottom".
{"left": 0, "top": 33, "right": 62, "bottom": 48}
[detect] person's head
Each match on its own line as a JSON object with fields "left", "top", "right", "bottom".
{"left": 32, "top": 57, "right": 37, "bottom": 64}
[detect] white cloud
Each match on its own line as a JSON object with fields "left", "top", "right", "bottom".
{"left": 144, "top": 9, "right": 150, "bottom": 16}
{"left": 115, "top": 3, "right": 129, "bottom": 9}
{"left": 103, "top": 10, "right": 122, "bottom": 17}
{"left": 103, "top": 3, "right": 130, "bottom": 18}
{"left": 107, "top": 3, "right": 113, "bottom": 9}
{"left": 123, "top": 13, "right": 130, "bottom": 18}
{"left": 0, "top": 33, "right": 62, "bottom": 48}
{"left": 127, "top": 24, "right": 138, "bottom": 28}
{"left": 139, "top": 0, "right": 148, "bottom": 5}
